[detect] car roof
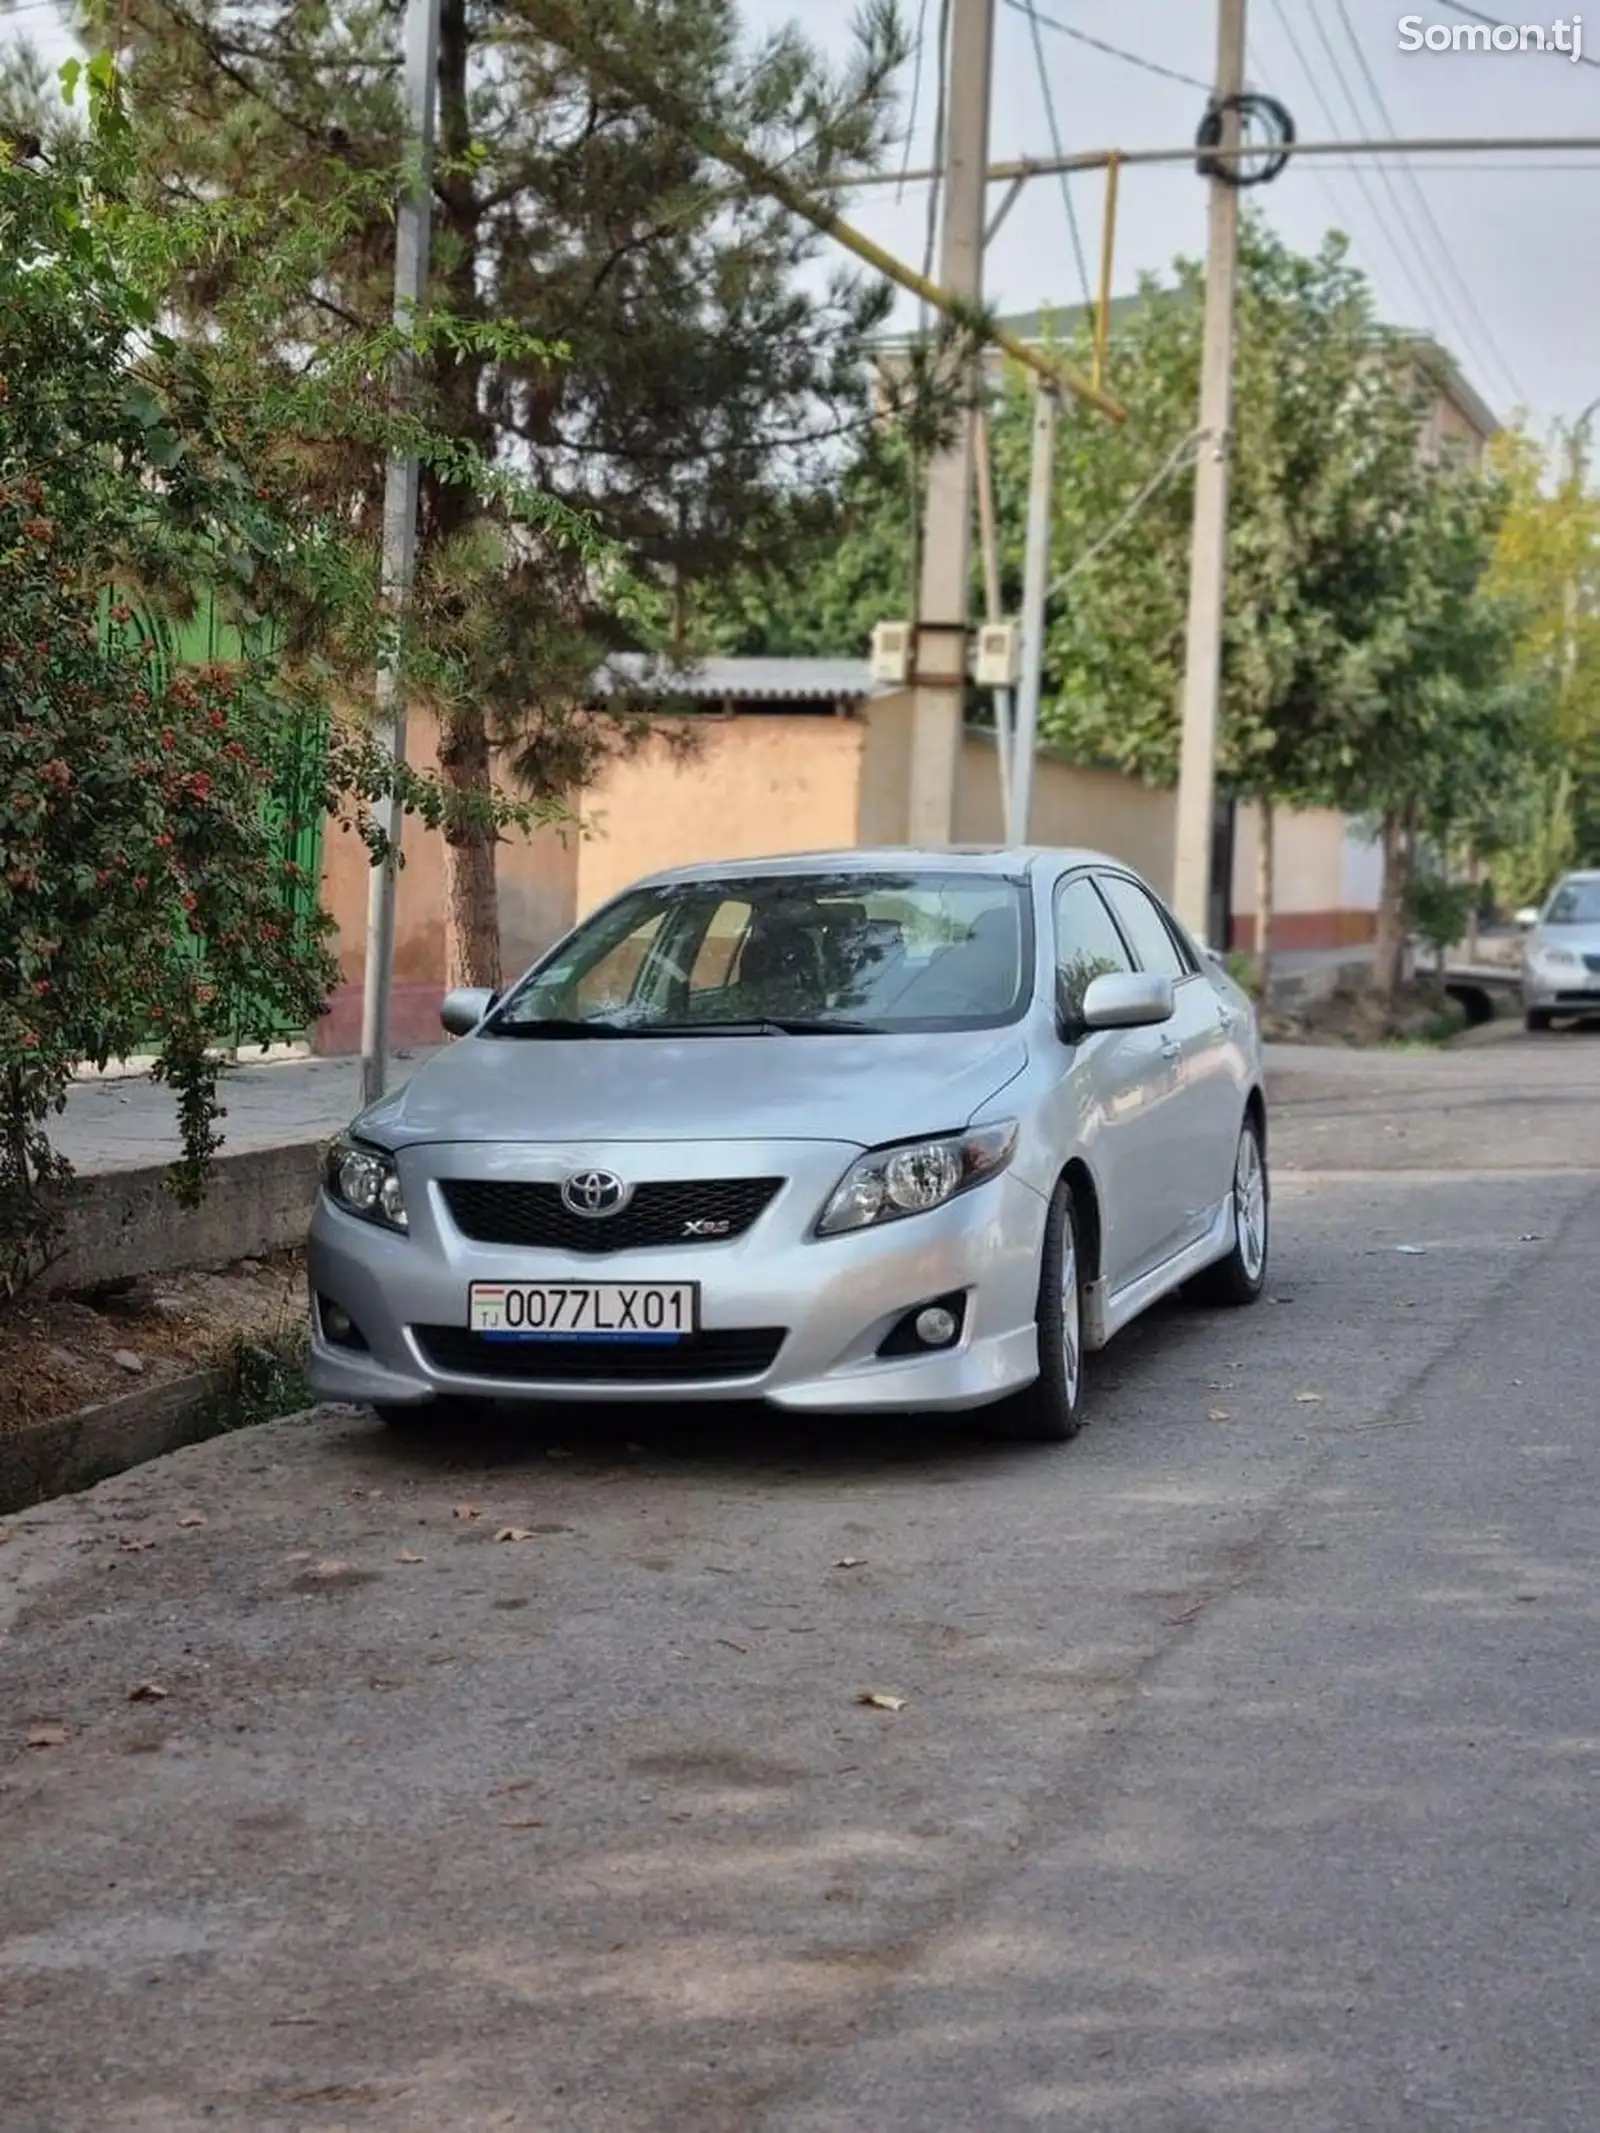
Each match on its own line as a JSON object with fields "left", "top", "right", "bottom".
{"left": 628, "top": 846, "right": 1138, "bottom": 890}
{"left": 1556, "top": 870, "right": 1600, "bottom": 884}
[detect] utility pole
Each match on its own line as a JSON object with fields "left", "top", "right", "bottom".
{"left": 1563, "top": 396, "right": 1599, "bottom": 704}
{"left": 1010, "top": 384, "right": 1058, "bottom": 842}
{"left": 905, "top": 0, "right": 994, "bottom": 848}
{"left": 1171, "top": 0, "right": 1246, "bottom": 946}
{"left": 358, "top": 0, "right": 441, "bottom": 1109}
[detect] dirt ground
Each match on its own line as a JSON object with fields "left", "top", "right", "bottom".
{"left": 1263, "top": 976, "right": 1466, "bottom": 1048}
{"left": 0, "top": 1252, "right": 308, "bottom": 1436}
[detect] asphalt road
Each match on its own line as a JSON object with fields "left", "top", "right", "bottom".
{"left": 4, "top": 1029, "right": 1598, "bottom": 2132}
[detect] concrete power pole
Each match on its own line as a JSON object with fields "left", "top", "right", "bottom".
{"left": 1009, "top": 384, "right": 1058, "bottom": 841}
{"left": 905, "top": 0, "right": 994, "bottom": 848}
{"left": 359, "top": 0, "right": 442, "bottom": 1109}
{"left": 1171, "top": 0, "right": 1247, "bottom": 946}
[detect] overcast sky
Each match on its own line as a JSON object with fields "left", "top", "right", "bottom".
{"left": 749, "top": 0, "right": 1599, "bottom": 435}
{"left": 6, "top": 0, "right": 1595, "bottom": 431}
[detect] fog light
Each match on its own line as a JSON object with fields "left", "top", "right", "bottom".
{"left": 914, "top": 1305, "right": 959, "bottom": 1348}
{"left": 318, "top": 1297, "right": 367, "bottom": 1351}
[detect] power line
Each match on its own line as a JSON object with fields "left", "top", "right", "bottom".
{"left": 999, "top": 0, "right": 1210, "bottom": 94}
{"left": 1051, "top": 430, "right": 1203, "bottom": 596}
{"left": 1017, "top": 0, "right": 1092, "bottom": 307}
{"left": 1437, "top": 0, "right": 1600, "bottom": 68}
{"left": 896, "top": 0, "right": 934, "bottom": 203}
{"left": 1264, "top": 0, "right": 1506, "bottom": 404}
{"left": 1327, "top": 0, "right": 1525, "bottom": 405}
{"left": 1309, "top": 0, "right": 1523, "bottom": 405}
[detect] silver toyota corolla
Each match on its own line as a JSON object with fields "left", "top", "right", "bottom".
{"left": 308, "top": 847, "right": 1268, "bottom": 1443}
{"left": 1519, "top": 870, "right": 1600, "bottom": 1030}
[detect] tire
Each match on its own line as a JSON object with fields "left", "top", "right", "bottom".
{"left": 1524, "top": 1009, "right": 1553, "bottom": 1033}
{"left": 987, "top": 1179, "right": 1086, "bottom": 1444}
{"left": 1187, "top": 1112, "right": 1269, "bottom": 1309}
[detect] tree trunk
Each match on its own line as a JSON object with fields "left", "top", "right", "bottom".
{"left": 1465, "top": 853, "right": 1480, "bottom": 963}
{"left": 440, "top": 708, "right": 502, "bottom": 992}
{"left": 1372, "top": 808, "right": 1409, "bottom": 1004}
{"left": 1254, "top": 800, "right": 1275, "bottom": 1008}
{"left": 428, "top": 0, "right": 503, "bottom": 996}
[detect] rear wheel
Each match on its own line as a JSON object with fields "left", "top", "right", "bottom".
{"left": 1524, "top": 1008, "right": 1553, "bottom": 1033}
{"left": 987, "top": 1180, "right": 1085, "bottom": 1444}
{"left": 1187, "top": 1113, "right": 1269, "bottom": 1308}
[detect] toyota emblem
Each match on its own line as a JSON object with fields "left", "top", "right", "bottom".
{"left": 560, "top": 1168, "right": 631, "bottom": 1219}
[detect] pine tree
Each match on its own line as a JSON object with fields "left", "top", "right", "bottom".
{"left": 32, "top": 0, "right": 914, "bottom": 985}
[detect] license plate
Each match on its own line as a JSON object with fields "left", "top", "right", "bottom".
{"left": 468, "top": 1281, "right": 698, "bottom": 1343}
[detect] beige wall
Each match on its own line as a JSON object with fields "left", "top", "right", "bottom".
{"left": 317, "top": 703, "right": 577, "bottom": 1050}
{"left": 574, "top": 714, "right": 866, "bottom": 918}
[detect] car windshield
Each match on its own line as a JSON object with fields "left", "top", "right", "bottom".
{"left": 1546, "top": 880, "right": 1600, "bottom": 925}
{"left": 488, "top": 870, "right": 1033, "bottom": 1036}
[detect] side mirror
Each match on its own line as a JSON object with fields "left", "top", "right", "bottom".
{"left": 1080, "top": 971, "right": 1176, "bottom": 1032}
{"left": 1513, "top": 906, "right": 1540, "bottom": 930}
{"left": 440, "top": 986, "right": 498, "bottom": 1037}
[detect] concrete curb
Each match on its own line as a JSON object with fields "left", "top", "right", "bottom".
{"left": 0, "top": 1369, "right": 233, "bottom": 1517}
{"left": 44, "top": 1140, "right": 325, "bottom": 1296}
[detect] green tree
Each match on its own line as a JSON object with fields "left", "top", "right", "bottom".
{"left": 22, "top": 0, "right": 921, "bottom": 987}
{"left": 0, "top": 75, "right": 561, "bottom": 1288}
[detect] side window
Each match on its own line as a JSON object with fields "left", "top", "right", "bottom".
{"left": 1054, "top": 874, "right": 1133, "bottom": 1022}
{"left": 1096, "top": 874, "right": 1192, "bottom": 981}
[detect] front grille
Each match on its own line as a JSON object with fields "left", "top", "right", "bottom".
{"left": 415, "top": 1325, "right": 786, "bottom": 1384}
{"left": 438, "top": 1177, "right": 783, "bottom": 1254}
{"left": 1554, "top": 989, "right": 1600, "bottom": 1006}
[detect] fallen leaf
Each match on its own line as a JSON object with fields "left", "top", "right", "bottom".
{"left": 452, "top": 1504, "right": 480, "bottom": 1522}
{"left": 1519, "top": 1233, "right": 1540, "bottom": 1243}
{"left": 112, "top": 1349, "right": 146, "bottom": 1374}
{"left": 25, "top": 1726, "right": 68, "bottom": 1748}
{"left": 314, "top": 1558, "right": 350, "bottom": 1577}
{"left": 715, "top": 1637, "right": 749, "bottom": 1654}
{"left": 857, "top": 1690, "right": 906, "bottom": 1713}
{"left": 835, "top": 1557, "right": 867, "bottom": 1569}
{"left": 1295, "top": 1391, "right": 1324, "bottom": 1405}
{"left": 396, "top": 1550, "right": 425, "bottom": 1565}
{"left": 501, "top": 1816, "right": 546, "bottom": 1829}
{"left": 1396, "top": 1245, "right": 1426, "bottom": 1257}
{"left": 1207, "top": 1408, "right": 1230, "bottom": 1423}
{"left": 177, "top": 1513, "right": 206, "bottom": 1529}
{"left": 495, "top": 1526, "right": 535, "bottom": 1543}
{"left": 119, "top": 1537, "right": 155, "bottom": 1553}
{"left": 127, "top": 1682, "right": 169, "bottom": 1703}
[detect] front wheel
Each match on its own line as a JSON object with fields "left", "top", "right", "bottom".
{"left": 987, "top": 1180, "right": 1086, "bottom": 1444}
{"left": 1187, "top": 1113, "right": 1269, "bottom": 1308}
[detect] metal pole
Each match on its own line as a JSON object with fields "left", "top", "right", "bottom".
{"left": 851, "top": 132, "right": 1600, "bottom": 188}
{"left": 1010, "top": 385, "right": 1057, "bottom": 842}
{"left": 359, "top": 0, "right": 441, "bottom": 1109}
{"left": 972, "top": 407, "right": 1015, "bottom": 842}
{"left": 1172, "top": 0, "right": 1245, "bottom": 946}
{"left": 1564, "top": 395, "right": 1599, "bottom": 702}
{"left": 906, "top": 0, "right": 994, "bottom": 848}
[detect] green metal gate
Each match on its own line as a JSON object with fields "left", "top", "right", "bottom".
{"left": 103, "top": 591, "right": 330, "bottom": 1050}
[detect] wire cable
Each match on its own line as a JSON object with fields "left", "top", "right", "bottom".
{"left": 1265, "top": 0, "right": 1504, "bottom": 400}
{"left": 897, "top": 0, "right": 933, "bottom": 204}
{"left": 1017, "top": 0, "right": 1093, "bottom": 308}
{"left": 1313, "top": 0, "right": 1524, "bottom": 404}
{"left": 1050, "top": 430, "right": 1203, "bottom": 597}
{"left": 999, "top": 0, "right": 1210, "bottom": 94}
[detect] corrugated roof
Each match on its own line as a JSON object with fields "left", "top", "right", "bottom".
{"left": 595, "top": 654, "right": 880, "bottom": 702}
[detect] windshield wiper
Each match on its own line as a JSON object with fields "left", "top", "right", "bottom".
{"left": 757, "top": 1017, "right": 887, "bottom": 1035}
{"left": 486, "top": 1017, "right": 652, "bottom": 1039}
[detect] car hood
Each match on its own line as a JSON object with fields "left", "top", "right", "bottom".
{"left": 355, "top": 1028, "right": 1032, "bottom": 1152}
{"left": 1532, "top": 924, "right": 1600, "bottom": 958}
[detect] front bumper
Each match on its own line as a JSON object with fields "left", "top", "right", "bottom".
{"left": 307, "top": 1136, "right": 1049, "bottom": 1415}
{"left": 1523, "top": 964, "right": 1600, "bottom": 1011}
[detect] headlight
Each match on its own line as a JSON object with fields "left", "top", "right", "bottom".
{"left": 324, "top": 1136, "right": 408, "bottom": 1232}
{"left": 816, "top": 1122, "right": 1018, "bottom": 1237}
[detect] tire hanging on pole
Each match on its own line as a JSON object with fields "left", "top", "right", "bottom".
{"left": 1194, "top": 93, "right": 1295, "bottom": 187}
